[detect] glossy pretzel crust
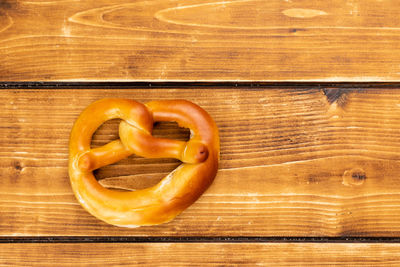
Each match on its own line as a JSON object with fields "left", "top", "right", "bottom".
{"left": 69, "top": 99, "right": 219, "bottom": 227}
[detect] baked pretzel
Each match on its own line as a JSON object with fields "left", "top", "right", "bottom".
{"left": 69, "top": 99, "right": 219, "bottom": 227}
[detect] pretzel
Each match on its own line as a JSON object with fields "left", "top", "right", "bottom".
{"left": 69, "top": 98, "right": 220, "bottom": 227}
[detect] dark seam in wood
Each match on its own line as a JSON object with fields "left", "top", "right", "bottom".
{"left": 1, "top": 237, "right": 400, "bottom": 243}
{"left": 1, "top": 82, "right": 400, "bottom": 89}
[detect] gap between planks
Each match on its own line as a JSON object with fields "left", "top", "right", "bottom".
{"left": 2, "top": 236, "right": 400, "bottom": 243}
{"left": 2, "top": 81, "right": 400, "bottom": 89}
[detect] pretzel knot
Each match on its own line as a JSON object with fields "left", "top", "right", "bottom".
{"left": 69, "top": 98, "right": 220, "bottom": 227}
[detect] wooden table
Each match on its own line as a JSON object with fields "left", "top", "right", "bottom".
{"left": 2, "top": 0, "right": 400, "bottom": 265}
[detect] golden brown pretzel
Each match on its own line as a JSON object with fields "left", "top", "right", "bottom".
{"left": 69, "top": 98, "right": 219, "bottom": 227}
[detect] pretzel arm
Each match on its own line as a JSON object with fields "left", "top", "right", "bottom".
{"left": 77, "top": 140, "right": 132, "bottom": 172}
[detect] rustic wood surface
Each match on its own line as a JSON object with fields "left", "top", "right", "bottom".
{"left": 2, "top": 243, "right": 400, "bottom": 266}
{"left": 1, "top": 0, "right": 400, "bottom": 81}
{"left": 2, "top": 0, "right": 399, "bottom": 264}
{"left": 2, "top": 88, "right": 400, "bottom": 237}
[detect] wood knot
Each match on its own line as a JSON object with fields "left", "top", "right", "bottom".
{"left": 13, "top": 161, "right": 23, "bottom": 171}
{"left": 342, "top": 167, "right": 366, "bottom": 186}
{"left": 11, "top": 161, "right": 24, "bottom": 182}
{"left": 324, "top": 89, "right": 351, "bottom": 119}
{"left": 323, "top": 88, "right": 348, "bottom": 106}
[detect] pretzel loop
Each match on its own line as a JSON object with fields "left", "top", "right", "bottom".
{"left": 69, "top": 98, "right": 219, "bottom": 227}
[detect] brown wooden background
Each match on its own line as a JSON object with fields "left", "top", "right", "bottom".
{"left": 2, "top": 0, "right": 400, "bottom": 265}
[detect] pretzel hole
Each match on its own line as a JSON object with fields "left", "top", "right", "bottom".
{"left": 92, "top": 120, "right": 190, "bottom": 191}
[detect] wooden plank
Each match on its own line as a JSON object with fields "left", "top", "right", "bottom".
{"left": 2, "top": 88, "right": 400, "bottom": 236}
{"left": 2, "top": 243, "right": 400, "bottom": 266}
{"left": 1, "top": 0, "right": 400, "bottom": 81}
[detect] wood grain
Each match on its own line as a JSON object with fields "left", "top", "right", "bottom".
{"left": 1, "top": 0, "right": 400, "bottom": 81}
{"left": 2, "top": 243, "right": 400, "bottom": 266}
{"left": 2, "top": 88, "right": 400, "bottom": 236}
